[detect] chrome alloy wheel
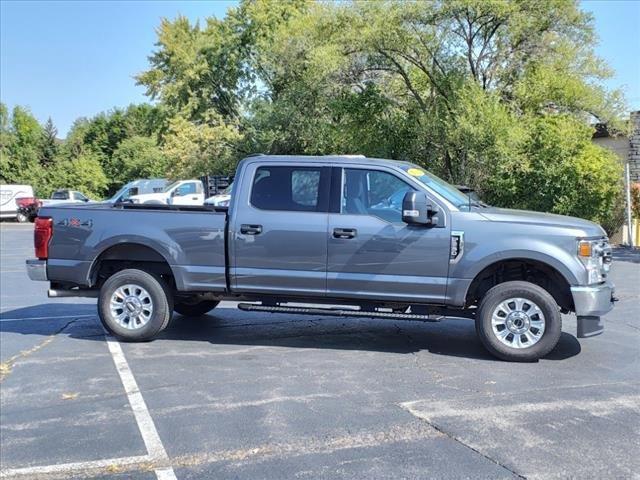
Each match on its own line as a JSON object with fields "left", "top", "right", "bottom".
{"left": 109, "top": 284, "right": 154, "bottom": 330}
{"left": 491, "top": 297, "right": 546, "bottom": 349}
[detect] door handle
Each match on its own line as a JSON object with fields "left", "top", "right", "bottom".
{"left": 241, "top": 224, "right": 263, "bottom": 235}
{"left": 333, "top": 228, "right": 357, "bottom": 239}
{"left": 192, "top": 196, "right": 198, "bottom": 200}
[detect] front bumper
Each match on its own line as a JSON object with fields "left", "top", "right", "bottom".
{"left": 26, "top": 259, "right": 48, "bottom": 281}
{"left": 571, "top": 281, "right": 615, "bottom": 317}
{"left": 571, "top": 281, "right": 615, "bottom": 338}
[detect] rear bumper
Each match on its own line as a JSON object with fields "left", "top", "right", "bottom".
{"left": 26, "top": 259, "right": 48, "bottom": 281}
{"left": 571, "top": 281, "right": 615, "bottom": 317}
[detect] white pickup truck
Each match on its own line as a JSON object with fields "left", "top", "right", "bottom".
{"left": 129, "top": 179, "right": 205, "bottom": 205}
{"left": 41, "top": 189, "right": 92, "bottom": 207}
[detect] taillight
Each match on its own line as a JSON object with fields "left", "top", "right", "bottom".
{"left": 34, "top": 217, "right": 53, "bottom": 259}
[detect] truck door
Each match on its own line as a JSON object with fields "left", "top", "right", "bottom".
{"left": 327, "top": 167, "right": 451, "bottom": 303}
{"left": 230, "top": 164, "right": 330, "bottom": 296}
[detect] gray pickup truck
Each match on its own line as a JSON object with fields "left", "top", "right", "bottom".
{"left": 26, "top": 155, "right": 615, "bottom": 361}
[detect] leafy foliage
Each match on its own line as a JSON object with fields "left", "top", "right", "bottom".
{"left": 1, "top": 0, "right": 629, "bottom": 233}
{"left": 631, "top": 183, "right": 640, "bottom": 220}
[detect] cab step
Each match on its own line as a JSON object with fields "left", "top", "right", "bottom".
{"left": 237, "top": 303, "right": 442, "bottom": 322}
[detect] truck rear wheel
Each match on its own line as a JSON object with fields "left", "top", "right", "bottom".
{"left": 98, "top": 269, "right": 173, "bottom": 341}
{"left": 475, "top": 281, "right": 562, "bottom": 362}
{"left": 174, "top": 299, "right": 219, "bottom": 317}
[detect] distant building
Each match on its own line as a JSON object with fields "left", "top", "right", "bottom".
{"left": 592, "top": 110, "right": 640, "bottom": 181}
{"left": 592, "top": 111, "right": 640, "bottom": 245}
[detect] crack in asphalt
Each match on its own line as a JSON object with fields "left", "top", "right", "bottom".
{"left": 405, "top": 414, "right": 527, "bottom": 479}
{"left": 0, "top": 319, "right": 79, "bottom": 382}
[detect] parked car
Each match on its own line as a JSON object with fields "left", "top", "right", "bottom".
{"left": 26, "top": 155, "right": 615, "bottom": 361}
{"left": 41, "top": 189, "right": 92, "bottom": 207}
{"left": 105, "top": 179, "right": 168, "bottom": 204}
{"left": 0, "top": 184, "right": 35, "bottom": 222}
{"left": 129, "top": 179, "right": 205, "bottom": 205}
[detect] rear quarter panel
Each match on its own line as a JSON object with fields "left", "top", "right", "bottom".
{"left": 41, "top": 205, "right": 227, "bottom": 291}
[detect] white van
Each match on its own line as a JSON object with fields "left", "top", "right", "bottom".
{"left": 0, "top": 184, "right": 35, "bottom": 222}
{"left": 105, "top": 179, "right": 168, "bottom": 204}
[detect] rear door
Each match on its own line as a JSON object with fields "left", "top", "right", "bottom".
{"left": 230, "top": 163, "right": 330, "bottom": 296}
{"left": 327, "top": 166, "right": 451, "bottom": 303}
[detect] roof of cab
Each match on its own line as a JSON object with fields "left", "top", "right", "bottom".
{"left": 241, "top": 154, "right": 413, "bottom": 169}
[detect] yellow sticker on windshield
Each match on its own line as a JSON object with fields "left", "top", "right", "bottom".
{"left": 407, "top": 168, "right": 425, "bottom": 176}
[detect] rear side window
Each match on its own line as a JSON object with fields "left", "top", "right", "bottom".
{"left": 251, "top": 166, "right": 328, "bottom": 212}
{"left": 51, "top": 191, "right": 69, "bottom": 200}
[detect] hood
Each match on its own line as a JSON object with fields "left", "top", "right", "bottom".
{"left": 479, "top": 207, "right": 606, "bottom": 237}
{"left": 129, "top": 192, "right": 168, "bottom": 202}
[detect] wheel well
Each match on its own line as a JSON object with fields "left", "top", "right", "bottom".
{"left": 465, "top": 259, "right": 573, "bottom": 312}
{"left": 90, "top": 243, "right": 175, "bottom": 289}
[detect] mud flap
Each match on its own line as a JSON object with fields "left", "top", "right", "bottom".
{"left": 577, "top": 316, "right": 604, "bottom": 338}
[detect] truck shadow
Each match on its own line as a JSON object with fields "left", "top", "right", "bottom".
{"left": 0, "top": 304, "right": 581, "bottom": 362}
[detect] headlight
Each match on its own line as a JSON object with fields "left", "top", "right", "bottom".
{"left": 577, "top": 239, "right": 611, "bottom": 284}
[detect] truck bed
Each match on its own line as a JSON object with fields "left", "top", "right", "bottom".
{"left": 39, "top": 203, "right": 228, "bottom": 292}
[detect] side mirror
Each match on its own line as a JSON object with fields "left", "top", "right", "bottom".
{"left": 171, "top": 190, "right": 180, "bottom": 197}
{"left": 402, "top": 191, "right": 437, "bottom": 225}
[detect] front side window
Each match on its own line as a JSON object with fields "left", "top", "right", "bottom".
{"left": 251, "top": 166, "right": 324, "bottom": 212}
{"left": 342, "top": 169, "right": 413, "bottom": 223}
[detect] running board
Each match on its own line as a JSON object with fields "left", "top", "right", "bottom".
{"left": 237, "top": 303, "right": 442, "bottom": 322}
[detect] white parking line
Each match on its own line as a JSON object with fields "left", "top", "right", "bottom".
{"left": 0, "top": 454, "right": 150, "bottom": 478}
{"left": 105, "top": 335, "right": 177, "bottom": 480}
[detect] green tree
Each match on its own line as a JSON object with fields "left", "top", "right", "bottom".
{"left": 161, "top": 114, "right": 241, "bottom": 178}
{"left": 40, "top": 117, "right": 59, "bottom": 167}
{"left": 64, "top": 104, "right": 167, "bottom": 193}
{"left": 47, "top": 152, "right": 109, "bottom": 199}
{"left": 0, "top": 106, "right": 44, "bottom": 189}
{"left": 111, "top": 136, "right": 169, "bottom": 183}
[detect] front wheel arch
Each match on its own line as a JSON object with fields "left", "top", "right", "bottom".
{"left": 465, "top": 258, "right": 574, "bottom": 312}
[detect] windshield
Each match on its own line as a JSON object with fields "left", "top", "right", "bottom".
{"left": 106, "top": 184, "right": 130, "bottom": 203}
{"left": 401, "top": 164, "right": 474, "bottom": 208}
{"left": 222, "top": 182, "right": 233, "bottom": 195}
{"left": 163, "top": 181, "right": 181, "bottom": 193}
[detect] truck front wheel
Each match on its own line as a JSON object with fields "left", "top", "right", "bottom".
{"left": 475, "top": 281, "right": 562, "bottom": 362}
{"left": 174, "top": 298, "right": 219, "bottom": 317}
{"left": 98, "top": 269, "right": 173, "bottom": 341}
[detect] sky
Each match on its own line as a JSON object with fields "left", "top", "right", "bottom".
{"left": 1, "top": 0, "right": 639, "bottom": 138}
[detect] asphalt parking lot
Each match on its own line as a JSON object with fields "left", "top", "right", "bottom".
{"left": 1, "top": 222, "right": 639, "bottom": 480}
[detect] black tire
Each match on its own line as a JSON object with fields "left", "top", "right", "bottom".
{"left": 16, "top": 212, "right": 28, "bottom": 223}
{"left": 475, "top": 281, "right": 562, "bottom": 362}
{"left": 174, "top": 299, "right": 219, "bottom": 317}
{"left": 98, "top": 269, "right": 173, "bottom": 341}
